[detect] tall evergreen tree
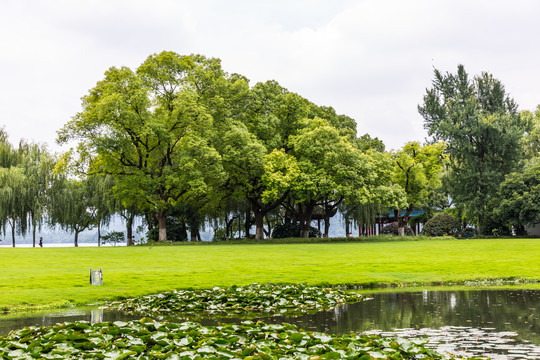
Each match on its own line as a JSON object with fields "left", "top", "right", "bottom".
{"left": 419, "top": 65, "right": 529, "bottom": 233}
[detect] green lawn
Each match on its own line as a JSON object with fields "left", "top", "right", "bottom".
{"left": 1, "top": 237, "right": 539, "bottom": 311}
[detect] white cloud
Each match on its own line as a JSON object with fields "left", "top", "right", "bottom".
{"left": 1, "top": 0, "right": 540, "bottom": 152}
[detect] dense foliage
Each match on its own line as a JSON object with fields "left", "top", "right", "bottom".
{"left": 421, "top": 214, "right": 461, "bottom": 237}
{"left": 381, "top": 222, "right": 414, "bottom": 236}
{"left": 494, "top": 161, "right": 540, "bottom": 232}
{"left": 3, "top": 55, "right": 540, "bottom": 245}
{"left": 104, "top": 284, "right": 365, "bottom": 318}
{"left": 54, "top": 51, "right": 406, "bottom": 243}
{"left": 391, "top": 142, "right": 446, "bottom": 236}
{"left": 0, "top": 319, "right": 444, "bottom": 359}
{"left": 419, "top": 65, "right": 530, "bottom": 234}
{"left": 271, "top": 223, "right": 321, "bottom": 239}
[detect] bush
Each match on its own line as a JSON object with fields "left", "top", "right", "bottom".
{"left": 381, "top": 222, "right": 414, "bottom": 236}
{"left": 101, "top": 231, "right": 125, "bottom": 246}
{"left": 421, "top": 214, "right": 461, "bottom": 237}
{"left": 272, "top": 223, "right": 321, "bottom": 238}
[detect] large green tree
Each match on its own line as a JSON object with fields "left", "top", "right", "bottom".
{"left": 215, "top": 81, "right": 312, "bottom": 240}
{"left": 280, "top": 118, "right": 402, "bottom": 238}
{"left": 58, "top": 52, "right": 225, "bottom": 241}
{"left": 521, "top": 105, "right": 540, "bottom": 160}
{"left": 418, "top": 65, "right": 529, "bottom": 233}
{"left": 391, "top": 141, "right": 446, "bottom": 236}
{"left": 494, "top": 160, "right": 540, "bottom": 233}
{"left": 217, "top": 80, "right": 361, "bottom": 240}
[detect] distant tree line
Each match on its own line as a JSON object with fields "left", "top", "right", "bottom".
{"left": 1, "top": 54, "right": 539, "bottom": 245}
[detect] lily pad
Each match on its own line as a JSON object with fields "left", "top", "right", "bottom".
{"left": 103, "top": 283, "right": 367, "bottom": 319}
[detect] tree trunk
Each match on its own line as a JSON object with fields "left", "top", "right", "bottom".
{"left": 190, "top": 227, "right": 201, "bottom": 242}
{"left": 32, "top": 224, "right": 36, "bottom": 248}
{"left": 32, "top": 213, "right": 36, "bottom": 247}
{"left": 345, "top": 218, "right": 351, "bottom": 237}
{"left": 179, "top": 220, "right": 188, "bottom": 241}
{"left": 244, "top": 209, "right": 251, "bottom": 238}
{"left": 126, "top": 213, "right": 134, "bottom": 246}
{"left": 238, "top": 216, "right": 242, "bottom": 238}
{"left": 74, "top": 229, "right": 79, "bottom": 247}
{"left": 225, "top": 216, "right": 231, "bottom": 241}
{"left": 298, "top": 202, "right": 315, "bottom": 238}
{"left": 155, "top": 211, "right": 167, "bottom": 242}
{"left": 249, "top": 192, "right": 290, "bottom": 240}
{"left": 189, "top": 218, "right": 200, "bottom": 242}
{"left": 97, "top": 222, "right": 101, "bottom": 247}
{"left": 11, "top": 220, "right": 15, "bottom": 247}
{"left": 395, "top": 209, "right": 405, "bottom": 236}
{"left": 254, "top": 208, "right": 264, "bottom": 240}
{"left": 323, "top": 214, "right": 330, "bottom": 238}
{"left": 478, "top": 213, "right": 486, "bottom": 235}
{"left": 395, "top": 207, "right": 413, "bottom": 236}
{"left": 265, "top": 216, "right": 272, "bottom": 238}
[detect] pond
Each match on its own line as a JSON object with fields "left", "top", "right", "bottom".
{"left": 1, "top": 289, "right": 539, "bottom": 359}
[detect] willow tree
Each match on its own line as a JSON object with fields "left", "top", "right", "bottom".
{"left": 17, "top": 142, "right": 57, "bottom": 247}
{"left": 0, "top": 129, "right": 25, "bottom": 247}
{"left": 89, "top": 175, "right": 116, "bottom": 246}
{"left": 57, "top": 52, "right": 225, "bottom": 242}
{"left": 50, "top": 177, "right": 97, "bottom": 247}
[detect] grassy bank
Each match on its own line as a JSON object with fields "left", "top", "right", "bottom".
{"left": 0, "top": 237, "right": 539, "bottom": 312}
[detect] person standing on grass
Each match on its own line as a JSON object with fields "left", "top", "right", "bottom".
{"left": 39, "top": 237, "right": 43, "bottom": 247}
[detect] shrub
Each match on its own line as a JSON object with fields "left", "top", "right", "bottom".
{"left": 421, "top": 214, "right": 461, "bottom": 237}
{"left": 101, "top": 231, "right": 125, "bottom": 246}
{"left": 272, "top": 223, "right": 321, "bottom": 238}
{"left": 381, "top": 222, "right": 414, "bottom": 235}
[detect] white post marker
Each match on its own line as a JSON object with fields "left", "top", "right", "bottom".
{"left": 90, "top": 268, "right": 103, "bottom": 285}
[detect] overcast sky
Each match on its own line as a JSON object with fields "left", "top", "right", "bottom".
{"left": 2, "top": 0, "right": 540, "bottom": 153}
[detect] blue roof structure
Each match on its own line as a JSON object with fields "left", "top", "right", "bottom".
{"left": 379, "top": 209, "right": 425, "bottom": 218}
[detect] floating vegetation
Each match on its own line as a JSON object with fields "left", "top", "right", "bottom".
{"left": 104, "top": 284, "right": 368, "bottom": 319}
{"left": 0, "top": 319, "right": 449, "bottom": 359}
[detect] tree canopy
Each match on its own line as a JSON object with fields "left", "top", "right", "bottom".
{"left": 58, "top": 52, "right": 226, "bottom": 241}
{"left": 2, "top": 54, "right": 535, "bottom": 244}
{"left": 419, "top": 65, "right": 529, "bottom": 234}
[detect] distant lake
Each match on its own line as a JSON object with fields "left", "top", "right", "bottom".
{"left": 0, "top": 242, "right": 126, "bottom": 247}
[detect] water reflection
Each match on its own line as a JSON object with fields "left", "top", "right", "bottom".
{"left": 272, "top": 290, "right": 539, "bottom": 344}
{"left": 1, "top": 290, "right": 538, "bottom": 344}
{"left": 0, "top": 308, "right": 141, "bottom": 336}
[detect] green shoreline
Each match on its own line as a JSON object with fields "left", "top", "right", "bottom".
{"left": 1, "top": 237, "right": 539, "bottom": 314}
{"left": 2, "top": 281, "right": 539, "bottom": 316}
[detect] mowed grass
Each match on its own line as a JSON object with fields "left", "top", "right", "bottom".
{"left": 0, "top": 237, "right": 539, "bottom": 311}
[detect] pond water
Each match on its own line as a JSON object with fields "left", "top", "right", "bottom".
{"left": 1, "top": 289, "right": 538, "bottom": 359}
